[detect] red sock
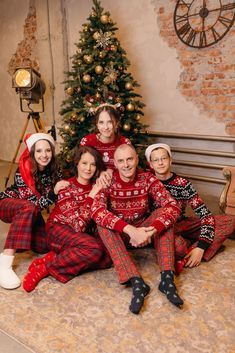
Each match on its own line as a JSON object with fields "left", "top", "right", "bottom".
{"left": 23, "top": 263, "right": 49, "bottom": 292}
{"left": 28, "top": 251, "right": 56, "bottom": 272}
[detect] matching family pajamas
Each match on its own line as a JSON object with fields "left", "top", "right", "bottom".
{"left": 161, "top": 173, "right": 235, "bottom": 260}
{"left": 0, "top": 169, "right": 60, "bottom": 252}
{"left": 91, "top": 170, "right": 181, "bottom": 283}
{"left": 45, "top": 177, "right": 111, "bottom": 283}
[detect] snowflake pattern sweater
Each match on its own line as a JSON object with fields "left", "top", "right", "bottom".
{"left": 91, "top": 170, "right": 181, "bottom": 233}
{"left": 80, "top": 133, "right": 131, "bottom": 169}
{"left": 47, "top": 176, "right": 95, "bottom": 233}
{"left": 0, "top": 168, "right": 61, "bottom": 210}
{"left": 161, "top": 173, "right": 215, "bottom": 249}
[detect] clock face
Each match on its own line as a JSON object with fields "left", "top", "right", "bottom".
{"left": 174, "top": 0, "right": 235, "bottom": 48}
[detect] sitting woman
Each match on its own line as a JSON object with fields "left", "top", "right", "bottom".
{"left": 80, "top": 104, "right": 131, "bottom": 186}
{"left": 23, "top": 146, "right": 111, "bottom": 292}
{"left": 0, "top": 133, "right": 68, "bottom": 289}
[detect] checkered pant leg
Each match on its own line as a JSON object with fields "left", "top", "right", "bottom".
{"left": 46, "top": 222, "right": 111, "bottom": 283}
{"left": 203, "top": 214, "right": 235, "bottom": 261}
{"left": 174, "top": 234, "right": 192, "bottom": 259}
{"left": 0, "top": 198, "right": 47, "bottom": 251}
{"left": 97, "top": 226, "right": 140, "bottom": 284}
{"left": 141, "top": 209, "right": 175, "bottom": 272}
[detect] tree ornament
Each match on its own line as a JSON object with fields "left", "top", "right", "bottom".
{"left": 103, "top": 76, "right": 111, "bottom": 85}
{"left": 123, "top": 123, "right": 131, "bottom": 132}
{"left": 80, "top": 116, "right": 85, "bottom": 122}
{"left": 115, "top": 96, "right": 121, "bottom": 103}
{"left": 64, "top": 124, "right": 70, "bottom": 131}
{"left": 76, "top": 86, "right": 81, "bottom": 93}
{"left": 70, "top": 113, "right": 79, "bottom": 122}
{"left": 110, "top": 44, "right": 117, "bottom": 52}
{"left": 95, "top": 92, "right": 101, "bottom": 99}
{"left": 133, "top": 128, "right": 138, "bottom": 134}
{"left": 91, "top": 11, "right": 96, "bottom": 18}
{"left": 100, "top": 14, "right": 109, "bottom": 24}
{"left": 125, "top": 82, "right": 133, "bottom": 90}
{"left": 66, "top": 87, "right": 74, "bottom": 96}
{"left": 136, "top": 114, "right": 141, "bottom": 121}
{"left": 95, "top": 65, "right": 103, "bottom": 74}
{"left": 83, "top": 24, "right": 89, "bottom": 32}
{"left": 126, "top": 102, "right": 135, "bottom": 111}
{"left": 83, "top": 74, "right": 91, "bottom": 83}
{"left": 84, "top": 55, "right": 93, "bottom": 64}
{"left": 99, "top": 51, "right": 106, "bottom": 58}
{"left": 77, "top": 59, "right": 83, "bottom": 66}
{"left": 70, "top": 129, "right": 76, "bottom": 136}
{"left": 93, "top": 31, "right": 101, "bottom": 40}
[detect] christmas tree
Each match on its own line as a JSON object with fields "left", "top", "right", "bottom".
{"left": 59, "top": 0, "right": 148, "bottom": 169}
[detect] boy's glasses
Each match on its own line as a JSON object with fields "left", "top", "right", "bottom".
{"left": 151, "top": 156, "right": 169, "bottom": 163}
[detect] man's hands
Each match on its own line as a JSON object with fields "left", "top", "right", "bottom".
{"left": 88, "top": 183, "right": 103, "bottom": 199}
{"left": 185, "top": 247, "right": 204, "bottom": 267}
{"left": 124, "top": 224, "right": 157, "bottom": 247}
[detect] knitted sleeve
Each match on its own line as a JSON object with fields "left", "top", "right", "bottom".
{"left": 55, "top": 187, "right": 94, "bottom": 233}
{"left": 183, "top": 180, "right": 215, "bottom": 249}
{"left": 148, "top": 178, "right": 181, "bottom": 233}
{"left": 91, "top": 189, "right": 128, "bottom": 232}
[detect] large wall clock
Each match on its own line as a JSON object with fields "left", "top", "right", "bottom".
{"left": 174, "top": 0, "right": 235, "bottom": 48}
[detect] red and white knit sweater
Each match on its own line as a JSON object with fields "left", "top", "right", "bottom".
{"left": 47, "top": 177, "right": 94, "bottom": 233}
{"left": 91, "top": 170, "right": 181, "bottom": 233}
{"left": 80, "top": 133, "right": 131, "bottom": 170}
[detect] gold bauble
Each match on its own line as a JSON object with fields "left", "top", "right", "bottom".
{"left": 123, "top": 123, "right": 131, "bottom": 132}
{"left": 100, "top": 14, "right": 109, "bottom": 24}
{"left": 91, "top": 11, "right": 96, "bottom": 18}
{"left": 83, "top": 74, "right": 91, "bottom": 83}
{"left": 99, "top": 51, "right": 106, "bottom": 59}
{"left": 93, "top": 31, "right": 100, "bottom": 40}
{"left": 95, "top": 65, "right": 103, "bottom": 74}
{"left": 103, "top": 76, "right": 111, "bottom": 85}
{"left": 115, "top": 97, "right": 121, "bottom": 103}
{"left": 136, "top": 114, "right": 141, "bottom": 121}
{"left": 110, "top": 44, "right": 117, "bottom": 52}
{"left": 83, "top": 25, "right": 89, "bottom": 32}
{"left": 70, "top": 113, "right": 78, "bottom": 122}
{"left": 66, "top": 87, "right": 74, "bottom": 96}
{"left": 133, "top": 128, "right": 138, "bottom": 134}
{"left": 64, "top": 124, "right": 70, "bottom": 131}
{"left": 126, "top": 103, "right": 135, "bottom": 111}
{"left": 76, "top": 86, "right": 81, "bottom": 93}
{"left": 125, "top": 82, "right": 133, "bottom": 90}
{"left": 80, "top": 116, "right": 85, "bottom": 123}
{"left": 84, "top": 55, "right": 93, "bottom": 64}
{"left": 70, "top": 129, "right": 76, "bottom": 136}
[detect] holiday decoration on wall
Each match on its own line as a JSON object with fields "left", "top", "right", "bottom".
{"left": 59, "top": 0, "right": 148, "bottom": 169}
{"left": 174, "top": 0, "right": 235, "bottom": 48}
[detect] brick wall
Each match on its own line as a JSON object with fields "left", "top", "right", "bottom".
{"left": 156, "top": 0, "right": 235, "bottom": 135}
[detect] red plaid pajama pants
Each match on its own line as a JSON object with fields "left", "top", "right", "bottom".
{"left": 97, "top": 209, "right": 175, "bottom": 284}
{"left": 45, "top": 221, "right": 112, "bottom": 283}
{"left": 0, "top": 198, "right": 48, "bottom": 253}
{"left": 174, "top": 214, "right": 235, "bottom": 261}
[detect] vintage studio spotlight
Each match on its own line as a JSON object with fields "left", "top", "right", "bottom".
{"left": 5, "top": 68, "right": 47, "bottom": 187}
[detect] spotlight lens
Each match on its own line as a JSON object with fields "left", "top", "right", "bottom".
{"left": 15, "top": 69, "right": 31, "bottom": 87}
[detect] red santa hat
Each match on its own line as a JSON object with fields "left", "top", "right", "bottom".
{"left": 19, "top": 133, "right": 55, "bottom": 196}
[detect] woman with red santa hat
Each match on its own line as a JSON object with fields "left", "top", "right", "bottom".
{"left": 0, "top": 133, "right": 69, "bottom": 289}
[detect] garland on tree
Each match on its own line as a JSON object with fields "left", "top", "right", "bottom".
{"left": 59, "top": 0, "right": 148, "bottom": 169}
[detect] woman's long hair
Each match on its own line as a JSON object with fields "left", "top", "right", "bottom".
{"left": 72, "top": 146, "right": 105, "bottom": 183}
{"left": 29, "top": 140, "right": 60, "bottom": 193}
{"left": 95, "top": 105, "right": 120, "bottom": 138}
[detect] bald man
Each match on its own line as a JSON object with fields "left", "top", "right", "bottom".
{"left": 91, "top": 144, "right": 183, "bottom": 314}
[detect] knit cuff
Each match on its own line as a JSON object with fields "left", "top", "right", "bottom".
{"left": 114, "top": 219, "right": 128, "bottom": 233}
{"left": 48, "top": 190, "right": 57, "bottom": 203}
{"left": 197, "top": 240, "right": 210, "bottom": 251}
{"left": 151, "top": 220, "right": 166, "bottom": 234}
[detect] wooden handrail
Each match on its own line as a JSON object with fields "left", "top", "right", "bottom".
{"left": 173, "top": 160, "right": 229, "bottom": 170}
{"left": 146, "top": 131, "right": 235, "bottom": 142}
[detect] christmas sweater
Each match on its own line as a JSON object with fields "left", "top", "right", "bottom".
{"left": 80, "top": 133, "right": 131, "bottom": 170}
{"left": 0, "top": 168, "right": 61, "bottom": 211}
{"left": 161, "top": 173, "right": 215, "bottom": 249}
{"left": 91, "top": 170, "right": 181, "bottom": 233}
{"left": 47, "top": 176, "right": 94, "bottom": 233}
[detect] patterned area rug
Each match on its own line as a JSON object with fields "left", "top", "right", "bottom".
{"left": 0, "top": 236, "right": 234, "bottom": 353}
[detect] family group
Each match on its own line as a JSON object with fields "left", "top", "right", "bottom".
{"left": 0, "top": 104, "right": 234, "bottom": 315}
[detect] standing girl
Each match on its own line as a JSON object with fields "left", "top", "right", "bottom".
{"left": 80, "top": 105, "right": 131, "bottom": 186}
{"left": 0, "top": 133, "right": 68, "bottom": 289}
{"left": 23, "top": 146, "right": 111, "bottom": 292}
